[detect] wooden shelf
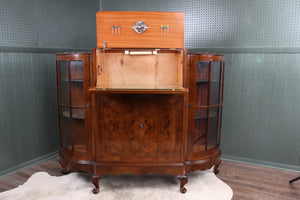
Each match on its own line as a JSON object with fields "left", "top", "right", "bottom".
{"left": 196, "top": 79, "right": 219, "bottom": 83}
{"left": 89, "top": 86, "right": 188, "bottom": 94}
{"left": 194, "top": 110, "right": 218, "bottom": 120}
{"left": 62, "top": 110, "right": 85, "bottom": 119}
{"left": 64, "top": 145, "right": 86, "bottom": 153}
{"left": 196, "top": 79, "right": 209, "bottom": 83}
{"left": 60, "top": 79, "right": 83, "bottom": 83}
{"left": 192, "top": 143, "right": 216, "bottom": 151}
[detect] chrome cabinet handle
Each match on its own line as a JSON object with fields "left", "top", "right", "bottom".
{"left": 132, "top": 21, "right": 149, "bottom": 34}
{"left": 139, "top": 123, "right": 144, "bottom": 128}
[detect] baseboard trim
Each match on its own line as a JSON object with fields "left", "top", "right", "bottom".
{"left": 221, "top": 154, "right": 300, "bottom": 173}
{"left": 0, "top": 151, "right": 59, "bottom": 178}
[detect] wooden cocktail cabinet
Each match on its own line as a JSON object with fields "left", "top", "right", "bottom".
{"left": 56, "top": 11, "right": 225, "bottom": 194}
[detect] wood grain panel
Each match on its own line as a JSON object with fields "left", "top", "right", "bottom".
{"left": 95, "top": 49, "right": 183, "bottom": 89}
{"left": 96, "top": 11, "right": 184, "bottom": 48}
{"left": 0, "top": 52, "right": 58, "bottom": 173}
{"left": 95, "top": 94, "right": 186, "bottom": 162}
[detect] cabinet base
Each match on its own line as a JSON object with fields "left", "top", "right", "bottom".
{"left": 59, "top": 154, "right": 221, "bottom": 194}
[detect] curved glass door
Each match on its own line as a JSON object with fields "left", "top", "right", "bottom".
{"left": 57, "top": 59, "right": 86, "bottom": 153}
{"left": 192, "top": 55, "right": 224, "bottom": 152}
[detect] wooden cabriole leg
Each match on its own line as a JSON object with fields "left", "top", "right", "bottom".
{"left": 177, "top": 174, "right": 188, "bottom": 194}
{"left": 213, "top": 160, "right": 222, "bottom": 175}
{"left": 92, "top": 175, "right": 103, "bottom": 194}
{"left": 59, "top": 159, "right": 70, "bottom": 174}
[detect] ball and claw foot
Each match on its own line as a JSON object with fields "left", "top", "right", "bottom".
{"left": 59, "top": 159, "right": 70, "bottom": 174}
{"left": 61, "top": 169, "right": 69, "bottom": 175}
{"left": 177, "top": 174, "right": 188, "bottom": 194}
{"left": 92, "top": 175, "right": 102, "bottom": 194}
{"left": 92, "top": 187, "right": 99, "bottom": 194}
{"left": 180, "top": 187, "right": 187, "bottom": 194}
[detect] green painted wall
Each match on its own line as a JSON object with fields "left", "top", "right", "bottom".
{"left": 0, "top": 0, "right": 99, "bottom": 51}
{"left": 0, "top": 0, "right": 99, "bottom": 175}
{"left": 0, "top": 52, "right": 58, "bottom": 172}
{"left": 100, "top": 0, "right": 300, "bottom": 170}
{"left": 222, "top": 53, "right": 300, "bottom": 169}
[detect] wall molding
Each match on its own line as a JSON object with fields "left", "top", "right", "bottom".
{"left": 189, "top": 48, "right": 300, "bottom": 54}
{"left": 0, "top": 151, "right": 59, "bottom": 178}
{"left": 0, "top": 46, "right": 91, "bottom": 53}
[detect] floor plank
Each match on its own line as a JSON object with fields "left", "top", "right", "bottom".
{"left": 0, "top": 157, "right": 299, "bottom": 200}
{"left": 217, "top": 160, "right": 300, "bottom": 200}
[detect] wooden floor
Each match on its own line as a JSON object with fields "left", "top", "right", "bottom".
{"left": 0, "top": 157, "right": 299, "bottom": 200}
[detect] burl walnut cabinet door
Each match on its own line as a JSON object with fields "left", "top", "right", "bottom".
{"left": 94, "top": 94, "right": 186, "bottom": 163}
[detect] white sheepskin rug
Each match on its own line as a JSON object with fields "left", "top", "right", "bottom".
{"left": 0, "top": 168, "right": 232, "bottom": 200}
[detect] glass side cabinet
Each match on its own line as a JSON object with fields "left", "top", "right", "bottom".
{"left": 188, "top": 53, "right": 225, "bottom": 166}
{"left": 56, "top": 52, "right": 92, "bottom": 170}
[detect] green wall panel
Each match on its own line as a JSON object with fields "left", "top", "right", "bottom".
{"left": 0, "top": 52, "right": 58, "bottom": 172}
{"left": 222, "top": 53, "right": 300, "bottom": 167}
{"left": 0, "top": 0, "right": 99, "bottom": 51}
{"left": 101, "top": 0, "right": 300, "bottom": 51}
